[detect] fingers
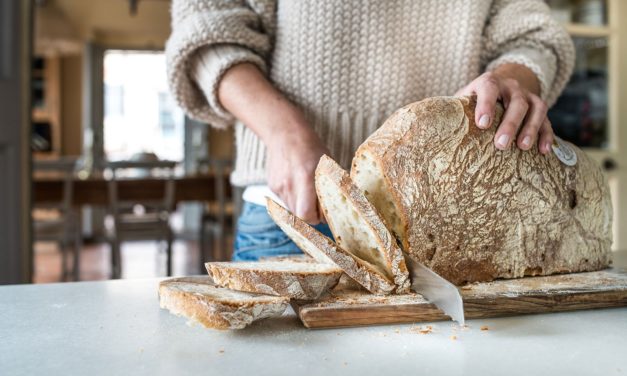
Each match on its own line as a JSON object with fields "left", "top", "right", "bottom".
{"left": 270, "top": 177, "right": 294, "bottom": 216}
{"left": 494, "top": 91, "right": 528, "bottom": 150}
{"left": 516, "top": 95, "right": 548, "bottom": 151}
{"left": 538, "top": 119, "right": 554, "bottom": 155}
{"left": 294, "top": 177, "right": 321, "bottom": 224}
{"left": 473, "top": 74, "right": 500, "bottom": 129}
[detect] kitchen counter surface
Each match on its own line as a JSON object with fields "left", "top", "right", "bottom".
{"left": 1, "top": 271, "right": 626, "bottom": 376}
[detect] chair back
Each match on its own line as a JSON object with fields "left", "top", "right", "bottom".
{"left": 197, "top": 158, "right": 233, "bottom": 222}
{"left": 33, "top": 157, "right": 79, "bottom": 214}
{"left": 104, "top": 160, "right": 177, "bottom": 218}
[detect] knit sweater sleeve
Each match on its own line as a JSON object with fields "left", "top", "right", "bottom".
{"left": 482, "top": 0, "right": 575, "bottom": 106}
{"left": 165, "top": 0, "right": 276, "bottom": 128}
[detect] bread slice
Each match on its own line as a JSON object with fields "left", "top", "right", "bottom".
{"left": 352, "top": 96, "right": 613, "bottom": 284}
{"left": 159, "top": 276, "right": 288, "bottom": 330}
{"left": 266, "top": 197, "right": 396, "bottom": 295}
{"left": 315, "top": 155, "right": 411, "bottom": 294}
{"left": 206, "top": 261, "right": 343, "bottom": 300}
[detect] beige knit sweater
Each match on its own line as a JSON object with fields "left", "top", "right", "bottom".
{"left": 166, "top": 0, "right": 574, "bottom": 187}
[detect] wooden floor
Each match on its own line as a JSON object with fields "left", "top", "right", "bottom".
{"left": 33, "top": 239, "right": 226, "bottom": 283}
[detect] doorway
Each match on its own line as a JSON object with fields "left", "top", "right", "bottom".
{"left": 103, "top": 50, "right": 185, "bottom": 163}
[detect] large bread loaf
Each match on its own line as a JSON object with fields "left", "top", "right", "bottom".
{"left": 351, "top": 96, "right": 613, "bottom": 285}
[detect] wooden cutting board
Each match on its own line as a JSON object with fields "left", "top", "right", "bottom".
{"left": 293, "top": 267, "right": 627, "bottom": 329}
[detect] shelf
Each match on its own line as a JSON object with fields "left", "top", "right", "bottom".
{"left": 32, "top": 108, "right": 53, "bottom": 122}
{"left": 33, "top": 151, "right": 61, "bottom": 160}
{"left": 565, "top": 23, "right": 611, "bottom": 37}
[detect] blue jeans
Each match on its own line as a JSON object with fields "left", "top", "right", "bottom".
{"left": 233, "top": 202, "right": 334, "bottom": 261}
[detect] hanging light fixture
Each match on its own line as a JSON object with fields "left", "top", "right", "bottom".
{"left": 129, "top": 0, "right": 139, "bottom": 16}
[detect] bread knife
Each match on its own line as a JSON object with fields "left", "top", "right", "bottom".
{"left": 404, "top": 255, "right": 465, "bottom": 326}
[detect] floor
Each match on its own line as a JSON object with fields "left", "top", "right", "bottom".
{"left": 33, "top": 239, "right": 231, "bottom": 284}
{"left": 33, "top": 208, "right": 235, "bottom": 283}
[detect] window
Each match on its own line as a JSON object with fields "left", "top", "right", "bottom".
{"left": 103, "top": 50, "right": 185, "bottom": 161}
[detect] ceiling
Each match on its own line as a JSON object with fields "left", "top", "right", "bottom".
{"left": 41, "top": 0, "right": 172, "bottom": 49}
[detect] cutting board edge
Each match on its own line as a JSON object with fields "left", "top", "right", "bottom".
{"left": 295, "top": 289, "right": 627, "bottom": 329}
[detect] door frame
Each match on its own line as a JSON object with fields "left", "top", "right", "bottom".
{"left": 0, "top": 0, "right": 32, "bottom": 284}
{"left": 580, "top": 0, "right": 627, "bottom": 250}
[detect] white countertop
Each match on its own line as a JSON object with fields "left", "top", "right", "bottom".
{"left": 0, "top": 277, "right": 626, "bottom": 376}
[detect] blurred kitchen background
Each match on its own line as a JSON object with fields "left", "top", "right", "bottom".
{"left": 0, "top": 0, "right": 626, "bottom": 284}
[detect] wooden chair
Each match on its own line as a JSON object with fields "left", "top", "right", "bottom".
{"left": 32, "top": 157, "right": 81, "bottom": 281}
{"left": 197, "top": 158, "right": 235, "bottom": 265}
{"left": 104, "top": 160, "right": 177, "bottom": 278}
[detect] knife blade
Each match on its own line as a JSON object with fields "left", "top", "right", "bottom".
{"left": 404, "top": 255, "right": 465, "bottom": 326}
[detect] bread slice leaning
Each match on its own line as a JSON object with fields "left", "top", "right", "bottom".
{"left": 159, "top": 276, "right": 289, "bottom": 330}
{"left": 266, "top": 197, "right": 396, "bottom": 295}
{"left": 206, "top": 261, "right": 342, "bottom": 300}
{"left": 315, "top": 155, "right": 411, "bottom": 294}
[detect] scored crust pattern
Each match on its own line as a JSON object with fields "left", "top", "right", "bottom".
{"left": 353, "top": 96, "right": 613, "bottom": 285}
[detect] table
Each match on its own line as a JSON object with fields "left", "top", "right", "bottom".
{"left": 1, "top": 278, "right": 625, "bottom": 376}
{"left": 33, "top": 173, "right": 232, "bottom": 206}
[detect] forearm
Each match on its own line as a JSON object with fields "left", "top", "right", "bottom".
{"left": 491, "top": 63, "right": 541, "bottom": 97}
{"left": 217, "top": 63, "right": 314, "bottom": 145}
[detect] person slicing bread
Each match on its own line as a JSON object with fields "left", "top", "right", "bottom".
{"left": 166, "top": 0, "right": 574, "bottom": 261}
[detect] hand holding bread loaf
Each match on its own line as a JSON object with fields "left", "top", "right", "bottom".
{"left": 456, "top": 63, "right": 554, "bottom": 154}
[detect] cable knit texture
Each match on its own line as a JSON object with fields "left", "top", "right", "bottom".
{"left": 166, "top": 0, "right": 575, "bottom": 187}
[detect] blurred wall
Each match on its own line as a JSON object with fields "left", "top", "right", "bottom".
{"left": 48, "top": 0, "right": 234, "bottom": 158}
{"left": 208, "top": 128, "right": 236, "bottom": 159}
{"left": 54, "top": 0, "right": 171, "bottom": 49}
{"left": 60, "top": 54, "right": 82, "bottom": 156}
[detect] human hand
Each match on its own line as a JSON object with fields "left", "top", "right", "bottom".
{"left": 217, "top": 63, "right": 328, "bottom": 223}
{"left": 456, "top": 63, "right": 553, "bottom": 154}
{"left": 265, "top": 123, "right": 329, "bottom": 224}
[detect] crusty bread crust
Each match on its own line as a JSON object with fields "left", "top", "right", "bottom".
{"left": 206, "top": 261, "right": 342, "bottom": 300}
{"left": 158, "top": 277, "right": 289, "bottom": 330}
{"left": 352, "top": 96, "right": 613, "bottom": 285}
{"left": 266, "top": 198, "right": 396, "bottom": 295}
{"left": 315, "top": 155, "right": 411, "bottom": 293}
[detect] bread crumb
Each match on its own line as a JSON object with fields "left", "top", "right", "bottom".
{"left": 218, "top": 349, "right": 225, "bottom": 354}
{"left": 450, "top": 335, "right": 457, "bottom": 340}
{"left": 409, "top": 324, "right": 435, "bottom": 334}
{"left": 461, "top": 285, "right": 472, "bottom": 290}
{"left": 395, "top": 329, "right": 400, "bottom": 334}
{"left": 480, "top": 325, "right": 489, "bottom": 331}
